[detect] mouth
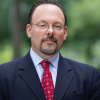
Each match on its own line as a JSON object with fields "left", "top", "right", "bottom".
{"left": 41, "top": 36, "right": 58, "bottom": 44}
{"left": 44, "top": 40, "right": 56, "bottom": 43}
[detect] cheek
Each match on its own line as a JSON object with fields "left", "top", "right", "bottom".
{"left": 57, "top": 34, "right": 64, "bottom": 45}
{"left": 31, "top": 30, "right": 43, "bottom": 44}
{"left": 58, "top": 32, "right": 65, "bottom": 40}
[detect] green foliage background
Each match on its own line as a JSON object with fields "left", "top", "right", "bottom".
{"left": 0, "top": 0, "right": 100, "bottom": 71}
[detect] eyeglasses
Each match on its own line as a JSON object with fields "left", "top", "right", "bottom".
{"left": 30, "top": 22, "right": 65, "bottom": 31}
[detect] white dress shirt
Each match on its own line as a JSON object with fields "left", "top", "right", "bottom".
{"left": 30, "top": 47, "right": 59, "bottom": 87}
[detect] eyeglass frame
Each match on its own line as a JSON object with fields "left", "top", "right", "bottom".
{"left": 30, "top": 22, "right": 65, "bottom": 31}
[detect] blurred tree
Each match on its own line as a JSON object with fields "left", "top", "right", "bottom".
{"left": 63, "top": 0, "right": 100, "bottom": 68}
{"left": 0, "top": 0, "right": 36, "bottom": 59}
{"left": 9, "top": 0, "right": 23, "bottom": 59}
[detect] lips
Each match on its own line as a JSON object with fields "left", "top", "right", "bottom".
{"left": 44, "top": 40, "right": 56, "bottom": 43}
{"left": 41, "top": 36, "right": 58, "bottom": 44}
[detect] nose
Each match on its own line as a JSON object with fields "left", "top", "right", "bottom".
{"left": 46, "top": 25, "right": 54, "bottom": 36}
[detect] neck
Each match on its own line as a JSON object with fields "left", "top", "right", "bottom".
{"left": 32, "top": 47, "right": 58, "bottom": 60}
{"left": 39, "top": 53, "right": 57, "bottom": 60}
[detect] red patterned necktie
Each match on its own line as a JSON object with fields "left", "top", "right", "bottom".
{"left": 40, "top": 60, "right": 54, "bottom": 100}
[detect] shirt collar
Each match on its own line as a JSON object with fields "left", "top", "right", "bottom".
{"left": 30, "top": 47, "right": 59, "bottom": 70}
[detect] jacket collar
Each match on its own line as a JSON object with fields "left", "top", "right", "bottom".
{"left": 19, "top": 52, "right": 74, "bottom": 100}
{"left": 53, "top": 54, "right": 74, "bottom": 100}
{"left": 19, "top": 51, "right": 46, "bottom": 100}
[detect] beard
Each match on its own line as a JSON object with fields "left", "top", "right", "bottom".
{"left": 40, "top": 36, "right": 58, "bottom": 55}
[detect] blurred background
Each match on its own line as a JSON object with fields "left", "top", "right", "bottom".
{"left": 0, "top": 0, "right": 100, "bottom": 71}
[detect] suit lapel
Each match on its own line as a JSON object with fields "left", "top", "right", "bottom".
{"left": 53, "top": 54, "right": 74, "bottom": 100}
{"left": 19, "top": 52, "right": 46, "bottom": 100}
{"left": 18, "top": 52, "right": 74, "bottom": 100}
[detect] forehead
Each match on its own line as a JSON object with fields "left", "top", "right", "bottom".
{"left": 32, "top": 4, "right": 65, "bottom": 24}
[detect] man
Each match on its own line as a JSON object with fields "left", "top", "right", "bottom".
{"left": 0, "top": 0, "right": 100, "bottom": 100}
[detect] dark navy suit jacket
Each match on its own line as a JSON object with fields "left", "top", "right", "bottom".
{"left": 0, "top": 52, "right": 100, "bottom": 100}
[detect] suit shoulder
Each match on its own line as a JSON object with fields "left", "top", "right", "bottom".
{"left": 64, "top": 57, "right": 98, "bottom": 72}
{"left": 0, "top": 51, "right": 30, "bottom": 69}
{"left": 0, "top": 57, "right": 23, "bottom": 72}
{"left": 0, "top": 51, "right": 31, "bottom": 73}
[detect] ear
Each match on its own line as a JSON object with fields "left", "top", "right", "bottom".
{"left": 26, "top": 24, "right": 32, "bottom": 38}
{"left": 63, "top": 26, "right": 68, "bottom": 40}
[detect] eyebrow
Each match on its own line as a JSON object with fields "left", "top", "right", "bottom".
{"left": 53, "top": 22, "right": 62, "bottom": 25}
{"left": 37, "top": 20, "right": 63, "bottom": 25}
{"left": 37, "top": 20, "right": 47, "bottom": 24}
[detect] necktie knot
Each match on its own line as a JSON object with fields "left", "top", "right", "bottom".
{"left": 40, "top": 60, "right": 50, "bottom": 69}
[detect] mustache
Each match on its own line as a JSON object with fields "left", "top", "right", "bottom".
{"left": 41, "top": 36, "right": 58, "bottom": 44}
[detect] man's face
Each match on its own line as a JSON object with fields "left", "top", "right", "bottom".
{"left": 26, "top": 4, "right": 68, "bottom": 59}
